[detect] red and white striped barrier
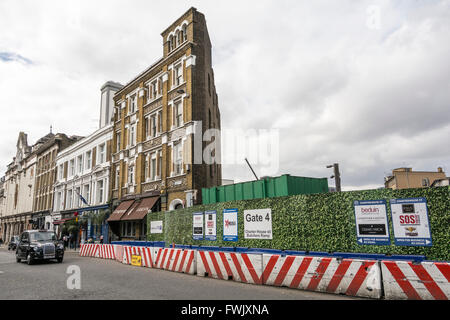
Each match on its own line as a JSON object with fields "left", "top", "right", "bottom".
{"left": 79, "top": 244, "right": 100, "bottom": 258}
{"left": 381, "top": 260, "right": 450, "bottom": 300}
{"left": 197, "top": 251, "right": 263, "bottom": 285}
{"left": 114, "top": 245, "right": 124, "bottom": 263}
{"left": 154, "top": 248, "right": 196, "bottom": 274}
{"left": 121, "top": 246, "right": 154, "bottom": 268}
{"left": 261, "top": 254, "right": 382, "bottom": 299}
{"left": 98, "top": 244, "right": 116, "bottom": 260}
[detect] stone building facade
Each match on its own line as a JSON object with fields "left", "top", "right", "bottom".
{"left": 0, "top": 133, "right": 36, "bottom": 243}
{"left": 32, "top": 133, "right": 81, "bottom": 230}
{"left": 107, "top": 7, "right": 222, "bottom": 240}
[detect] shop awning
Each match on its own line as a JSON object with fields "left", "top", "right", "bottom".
{"left": 53, "top": 218, "right": 74, "bottom": 225}
{"left": 106, "top": 200, "right": 135, "bottom": 222}
{"left": 121, "top": 196, "right": 159, "bottom": 221}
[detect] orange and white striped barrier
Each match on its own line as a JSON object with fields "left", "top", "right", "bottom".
{"left": 262, "top": 254, "right": 382, "bottom": 299}
{"left": 381, "top": 260, "right": 450, "bottom": 300}
{"left": 197, "top": 250, "right": 263, "bottom": 285}
{"left": 98, "top": 244, "right": 116, "bottom": 260}
{"left": 154, "top": 248, "right": 196, "bottom": 274}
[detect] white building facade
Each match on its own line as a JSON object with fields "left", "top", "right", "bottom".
{"left": 51, "top": 81, "right": 122, "bottom": 243}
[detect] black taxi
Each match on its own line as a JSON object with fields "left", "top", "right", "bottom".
{"left": 16, "top": 230, "right": 64, "bottom": 265}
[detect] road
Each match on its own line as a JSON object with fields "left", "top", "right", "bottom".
{"left": 0, "top": 247, "right": 362, "bottom": 300}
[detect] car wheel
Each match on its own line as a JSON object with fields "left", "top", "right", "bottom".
{"left": 57, "top": 257, "right": 63, "bottom": 263}
{"left": 26, "top": 253, "right": 34, "bottom": 265}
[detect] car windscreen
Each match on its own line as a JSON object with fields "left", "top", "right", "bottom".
{"left": 30, "top": 232, "right": 56, "bottom": 242}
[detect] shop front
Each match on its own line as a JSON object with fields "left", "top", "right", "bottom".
{"left": 55, "top": 204, "right": 110, "bottom": 246}
{"left": 107, "top": 196, "right": 160, "bottom": 241}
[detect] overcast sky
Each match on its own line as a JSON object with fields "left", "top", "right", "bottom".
{"left": 1, "top": 0, "right": 449, "bottom": 190}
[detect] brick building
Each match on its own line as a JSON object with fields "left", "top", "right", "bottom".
{"left": 107, "top": 7, "right": 222, "bottom": 240}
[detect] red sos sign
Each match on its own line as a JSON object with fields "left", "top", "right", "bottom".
{"left": 399, "top": 215, "right": 420, "bottom": 224}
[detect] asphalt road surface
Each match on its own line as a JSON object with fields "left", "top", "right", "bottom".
{"left": 0, "top": 247, "right": 362, "bottom": 300}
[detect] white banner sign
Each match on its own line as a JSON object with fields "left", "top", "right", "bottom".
{"left": 223, "top": 208, "right": 238, "bottom": 241}
{"left": 150, "top": 221, "right": 163, "bottom": 234}
{"left": 205, "top": 210, "right": 217, "bottom": 241}
{"left": 244, "top": 208, "right": 272, "bottom": 240}
{"left": 193, "top": 212, "right": 204, "bottom": 240}
{"left": 390, "top": 198, "right": 432, "bottom": 246}
{"left": 353, "top": 200, "right": 390, "bottom": 245}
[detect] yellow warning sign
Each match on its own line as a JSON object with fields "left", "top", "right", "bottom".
{"left": 131, "top": 255, "right": 142, "bottom": 267}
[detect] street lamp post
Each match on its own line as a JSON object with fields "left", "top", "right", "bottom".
{"left": 327, "top": 163, "right": 341, "bottom": 192}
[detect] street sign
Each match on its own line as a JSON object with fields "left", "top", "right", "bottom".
{"left": 131, "top": 255, "right": 142, "bottom": 267}
{"left": 150, "top": 221, "right": 163, "bottom": 234}
{"left": 390, "top": 198, "right": 432, "bottom": 246}
{"left": 353, "top": 200, "right": 390, "bottom": 245}
{"left": 223, "top": 209, "right": 238, "bottom": 242}
{"left": 244, "top": 208, "right": 272, "bottom": 240}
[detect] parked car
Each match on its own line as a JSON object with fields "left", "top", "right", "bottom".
{"left": 8, "top": 236, "right": 19, "bottom": 251}
{"left": 16, "top": 230, "right": 64, "bottom": 265}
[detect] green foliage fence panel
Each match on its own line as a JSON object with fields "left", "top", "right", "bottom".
{"left": 148, "top": 186, "right": 450, "bottom": 261}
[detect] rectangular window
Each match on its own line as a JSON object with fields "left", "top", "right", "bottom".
{"left": 116, "top": 132, "right": 121, "bottom": 152}
{"left": 174, "top": 63, "right": 183, "bottom": 86}
{"left": 158, "top": 150, "right": 162, "bottom": 178}
{"left": 115, "top": 166, "right": 120, "bottom": 189}
{"left": 85, "top": 151, "right": 92, "bottom": 170}
{"left": 128, "top": 166, "right": 134, "bottom": 185}
{"left": 173, "top": 141, "right": 183, "bottom": 175}
{"left": 97, "top": 180, "right": 104, "bottom": 204}
{"left": 129, "top": 125, "right": 136, "bottom": 146}
{"left": 151, "top": 115, "right": 157, "bottom": 137}
{"left": 67, "top": 189, "right": 72, "bottom": 209}
{"left": 58, "top": 164, "right": 64, "bottom": 180}
{"left": 158, "top": 111, "right": 162, "bottom": 133}
{"left": 151, "top": 157, "right": 156, "bottom": 181}
{"left": 69, "top": 159, "right": 75, "bottom": 176}
{"left": 174, "top": 100, "right": 183, "bottom": 127}
{"left": 83, "top": 184, "right": 90, "bottom": 205}
{"left": 98, "top": 143, "right": 106, "bottom": 164}
{"left": 130, "top": 96, "right": 136, "bottom": 114}
{"left": 145, "top": 117, "right": 150, "bottom": 138}
{"left": 77, "top": 155, "right": 83, "bottom": 174}
{"left": 75, "top": 187, "right": 81, "bottom": 207}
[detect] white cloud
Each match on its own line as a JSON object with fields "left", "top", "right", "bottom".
{"left": 0, "top": 0, "right": 449, "bottom": 190}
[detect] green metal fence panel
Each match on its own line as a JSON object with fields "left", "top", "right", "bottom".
{"left": 225, "top": 184, "right": 235, "bottom": 202}
{"left": 235, "top": 183, "right": 244, "bottom": 201}
{"left": 243, "top": 182, "right": 254, "bottom": 200}
{"left": 202, "top": 188, "right": 210, "bottom": 205}
{"left": 201, "top": 174, "right": 329, "bottom": 204}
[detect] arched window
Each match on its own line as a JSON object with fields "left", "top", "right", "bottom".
{"left": 182, "top": 24, "right": 187, "bottom": 42}
{"left": 176, "top": 30, "right": 181, "bottom": 46}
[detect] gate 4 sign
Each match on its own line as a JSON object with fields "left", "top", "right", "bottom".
{"left": 390, "top": 198, "right": 432, "bottom": 246}
{"left": 244, "top": 208, "right": 272, "bottom": 240}
{"left": 193, "top": 212, "right": 204, "bottom": 240}
{"left": 353, "top": 200, "right": 390, "bottom": 245}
